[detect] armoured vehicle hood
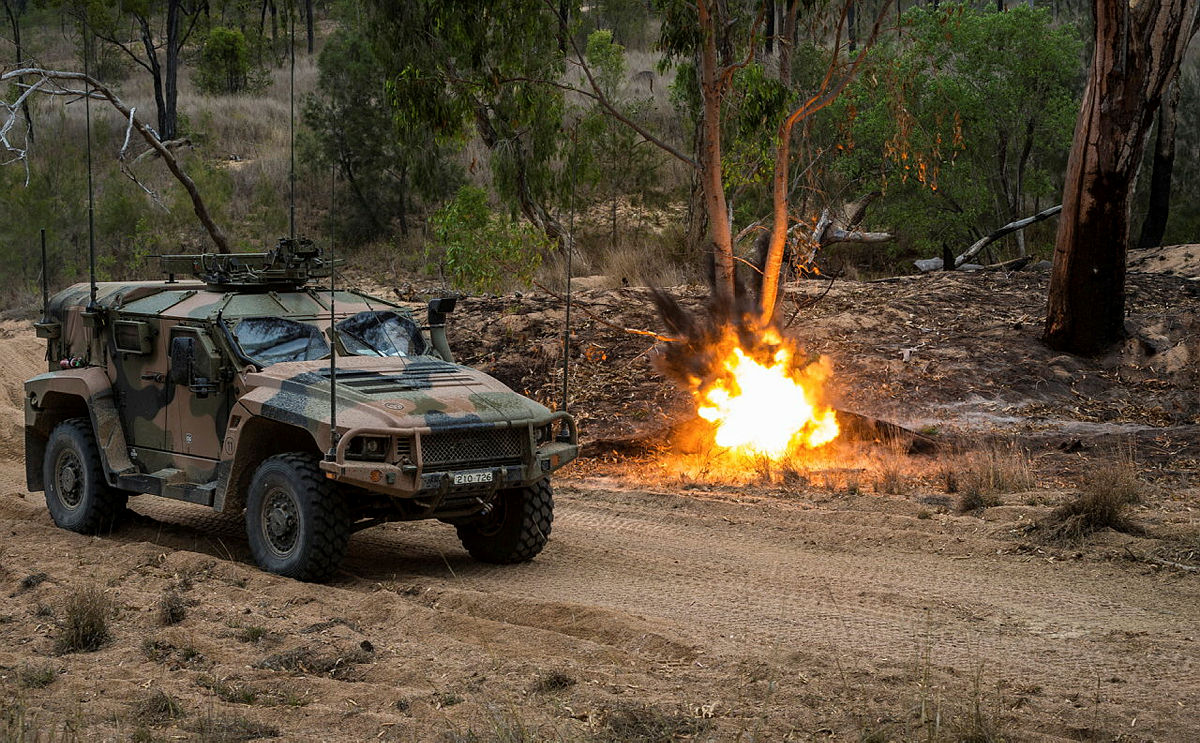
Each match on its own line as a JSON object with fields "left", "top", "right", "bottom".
{"left": 241, "top": 354, "right": 555, "bottom": 433}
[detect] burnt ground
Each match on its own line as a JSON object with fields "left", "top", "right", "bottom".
{"left": 0, "top": 260, "right": 1198, "bottom": 742}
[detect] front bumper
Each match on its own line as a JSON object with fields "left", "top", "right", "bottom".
{"left": 318, "top": 412, "right": 578, "bottom": 499}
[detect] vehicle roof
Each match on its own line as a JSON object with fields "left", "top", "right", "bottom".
{"left": 48, "top": 281, "right": 407, "bottom": 322}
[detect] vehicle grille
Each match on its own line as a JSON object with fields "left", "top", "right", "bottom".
{"left": 421, "top": 428, "right": 526, "bottom": 470}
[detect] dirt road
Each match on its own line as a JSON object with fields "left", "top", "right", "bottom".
{"left": 2, "top": 452, "right": 1197, "bottom": 741}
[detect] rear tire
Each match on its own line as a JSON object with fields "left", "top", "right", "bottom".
{"left": 43, "top": 418, "right": 127, "bottom": 534}
{"left": 245, "top": 453, "right": 351, "bottom": 582}
{"left": 456, "top": 479, "right": 553, "bottom": 563}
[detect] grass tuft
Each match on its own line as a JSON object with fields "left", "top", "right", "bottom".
{"left": 133, "top": 689, "right": 185, "bottom": 725}
{"left": 157, "top": 590, "right": 187, "bottom": 626}
{"left": 530, "top": 669, "right": 576, "bottom": 694}
{"left": 594, "top": 702, "right": 711, "bottom": 743}
{"left": 54, "top": 586, "right": 112, "bottom": 654}
{"left": 18, "top": 663, "right": 57, "bottom": 689}
{"left": 1040, "top": 458, "right": 1144, "bottom": 542}
{"left": 188, "top": 714, "right": 279, "bottom": 742}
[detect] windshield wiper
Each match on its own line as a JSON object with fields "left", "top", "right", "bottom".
{"left": 335, "top": 325, "right": 385, "bottom": 357}
{"left": 371, "top": 312, "right": 404, "bottom": 357}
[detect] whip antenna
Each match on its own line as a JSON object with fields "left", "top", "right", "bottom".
{"left": 84, "top": 35, "right": 97, "bottom": 311}
{"left": 326, "top": 165, "right": 338, "bottom": 461}
{"left": 288, "top": 6, "right": 296, "bottom": 241}
{"left": 39, "top": 228, "right": 48, "bottom": 319}
{"left": 560, "top": 126, "right": 576, "bottom": 416}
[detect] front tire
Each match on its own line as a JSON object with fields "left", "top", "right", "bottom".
{"left": 245, "top": 453, "right": 351, "bottom": 582}
{"left": 456, "top": 479, "right": 553, "bottom": 564}
{"left": 43, "top": 418, "right": 127, "bottom": 534}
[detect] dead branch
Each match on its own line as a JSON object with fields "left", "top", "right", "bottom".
{"left": 0, "top": 67, "right": 230, "bottom": 254}
{"left": 916, "top": 204, "right": 1062, "bottom": 271}
{"left": 533, "top": 281, "right": 681, "bottom": 343}
{"left": 131, "top": 137, "right": 192, "bottom": 164}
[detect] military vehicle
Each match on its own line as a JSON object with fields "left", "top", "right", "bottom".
{"left": 24, "top": 239, "right": 578, "bottom": 581}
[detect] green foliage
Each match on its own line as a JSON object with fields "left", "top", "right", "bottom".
{"left": 302, "top": 25, "right": 461, "bottom": 242}
{"left": 429, "top": 186, "right": 549, "bottom": 293}
{"left": 566, "top": 30, "right": 661, "bottom": 242}
{"left": 834, "top": 4, "right": 1083, "bottom": 258}
{"left": 195, "top": 26, "right": 259, "bottom": 94}
{"left": 369, "top": 0, "right": 567, "bottom": 239}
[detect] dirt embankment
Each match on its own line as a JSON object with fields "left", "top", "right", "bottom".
{"left": 1, "top": 271, "right": 1198, "bottom": 742}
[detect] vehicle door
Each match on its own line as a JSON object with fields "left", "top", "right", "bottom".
{"left": 165, "top": 324, "right": 232, "bottom": 461}
{"left": 109, "top": 317, "right": 169, "bottom": 450}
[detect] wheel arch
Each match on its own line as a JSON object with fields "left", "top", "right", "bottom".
{"left": 215, "top": 413, "right": 322, "bottom": 514}
{"left": 24, "top": 390, "right": 91, "bottom": 491}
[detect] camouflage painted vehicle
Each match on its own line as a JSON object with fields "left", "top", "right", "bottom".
{"left": 24, "top": 239, "right": 578, "bottom": 581}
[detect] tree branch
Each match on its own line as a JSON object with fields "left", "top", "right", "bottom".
{"left": 1, "top": 67, "right": 231, "bottom": 253}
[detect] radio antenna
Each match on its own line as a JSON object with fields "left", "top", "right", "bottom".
{"left": 40, "top": 228, "right": 48, "bottom": 320}
{"left": 84, "top": 32, "right": 97, "bottom": 312}
{"left": 326, "top": 165, "right": 338, "bottom": 461}
{"left": 560, "top": 126, "right": 576, "bottom": 416}
{"left": 288, "top": 6, "right": 296, "bottom": 242}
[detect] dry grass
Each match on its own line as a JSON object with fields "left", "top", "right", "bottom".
{"left": 1039, "top": 456, "right": 1144, "bottom": 542}
{"left": 959, "top": 444, "right": 1035, "bottom": 496}
{"left": 187, "top": 713, "right": 279, "bottom": 743}
{"left": 157, "top": 590, "right": 187, "bottom": 626}
{"left": 54, "top": 586, "right": 112, "bottom": 654}
{"left": 593, "top": 703, "right": 711, "bottom": 743}
{"left": 530, "top": 669, "right": 577, "bottom": 694}
{"left": 132, "top": 689, "right": 185, "bottom": 726}
{"left": 18, "top": 663, "right": 57, "bottom": 689}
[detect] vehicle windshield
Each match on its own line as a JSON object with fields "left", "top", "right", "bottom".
{"left": 336, "top": 310, "right": 427, "bottom": 357}
{"left": 233, "top": 317, "right": 330, "bottom": 366}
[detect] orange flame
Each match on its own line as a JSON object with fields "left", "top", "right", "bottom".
{"left": 691, "top": 330, "right": 839, "bottom": 460}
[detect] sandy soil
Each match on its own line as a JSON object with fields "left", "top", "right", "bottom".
{"left": 1, "top": 270, "right": 1198, "bottom": 742}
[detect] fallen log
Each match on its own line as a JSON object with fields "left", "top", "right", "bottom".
{"left": 915, "top": 205, "right": 1062, "bottom": 272}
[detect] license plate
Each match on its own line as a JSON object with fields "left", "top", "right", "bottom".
{"left": 452, "top": 470, "right": 494, "bottom": 486}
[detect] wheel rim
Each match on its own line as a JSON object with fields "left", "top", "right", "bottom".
{"left": 261, "top": 487, "right": 300, "bottom": 557}
{"left": 474, "top": 492, "right": 511, "bottom": 537}
{"left": 54, "top": 448, "right": 85, "bottom": 510}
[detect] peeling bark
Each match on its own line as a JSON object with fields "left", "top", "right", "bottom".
{"left": 1044, "top": 0, "right": 1200, "bottom": 355}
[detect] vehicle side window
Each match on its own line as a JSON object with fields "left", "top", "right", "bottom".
{"left": 233, "top": 317, "right": 330, "bottom": 366}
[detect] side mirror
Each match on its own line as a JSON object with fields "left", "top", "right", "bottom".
{"left": 168, "top": 336, "right": 195, "bottom": 386}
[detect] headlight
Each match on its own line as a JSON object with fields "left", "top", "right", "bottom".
{"left": 346, "top": 435, "right": 390, "bottom": 461}
{"left": 535, "top": 424, "right": 555, "bottom": 445}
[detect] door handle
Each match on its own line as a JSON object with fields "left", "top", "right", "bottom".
{"left": 140, "top": 372, "right": 165, "bottom": 383}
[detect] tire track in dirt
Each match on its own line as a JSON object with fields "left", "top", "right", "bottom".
{"left": 40, "top": 471, "right": 1190, "bottom": 733}
{"left": 2, "top": 460, "right": 1199, "bottom": 739}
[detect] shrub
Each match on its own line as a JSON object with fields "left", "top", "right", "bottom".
{"left": 1040, "top": 458, "right": 1144, "bottom": 541}
{"left": 429, "top": 186, "right": 551, "bottom": 294}
{"left": 158, "top": 590, "right": 187, "bottom": 626}
{"left": 196, "top": 27, "right": 258, "bottom": 94}
{"left": 55, "top": 586, "right": 112, "bottom": 654}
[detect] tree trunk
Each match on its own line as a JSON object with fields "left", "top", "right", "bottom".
{"left": 305, "top": 0, "right": 314, "bottom": 54}
{"left": 697, "top": 0, "right": 736, "bottom": 308}
{"left": 3, "top": 0, "right": 34, "bottom": 143}
{"left": 765, "top": 0, "right": 775, "bottom": 56}
{"left": 163, "top": 0, "right": 181, "bottom": 141}
{"left": 1044, "top": 0, "right": 1200, "bottom": 355}
{"left": 1137, "top": 78, "right": 1182, "bottom": 250}
{"left": 136, "top": 17, "right": 169, "bottom": 139}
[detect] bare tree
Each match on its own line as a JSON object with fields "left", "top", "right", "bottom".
{"left": 73, "top": 0, "right": 206, "bottom": 141}
{"left": 1136, "top": 78, "right": 1183, "bottom": 251}
{"left": 1044, "top": 0, "right": 1200, "bottom": 354}
{"left": 0, "top": 67, "right": 231, "bottom": 254}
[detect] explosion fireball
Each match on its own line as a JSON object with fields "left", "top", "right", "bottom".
{"left": 691, "top": 330, "right": 839, "bottom": 460}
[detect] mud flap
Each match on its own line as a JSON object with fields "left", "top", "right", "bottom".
{"left": 25, "top": 428, "right": 46, "bottom": 491}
